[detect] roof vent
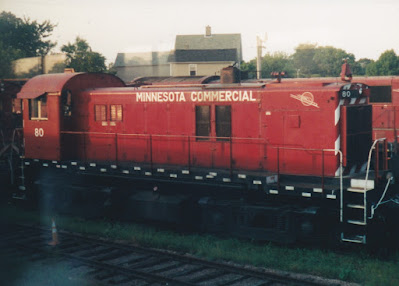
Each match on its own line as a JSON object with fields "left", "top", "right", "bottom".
{"left": 205, "top": 26, "right": 212, "bottom": 37}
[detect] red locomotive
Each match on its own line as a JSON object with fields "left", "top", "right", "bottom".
{"left": 15, "top": 68, "right": 399, "bottom": 245}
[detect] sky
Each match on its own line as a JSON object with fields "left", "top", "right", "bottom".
{"left": 1, "top": 0, "right": 399, "bottom": 64}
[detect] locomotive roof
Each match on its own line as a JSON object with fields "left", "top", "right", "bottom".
{"left": 282, "top": 76, "right": 399, "bottom": 86}
{"left": 86, "top": 81, "right": 352, "bottom": 96}
{"left": 17, "top": 72, "right": 125, "bottom": 99}
{"left": 18, "top": 72, "right": 82, "bottom": 99}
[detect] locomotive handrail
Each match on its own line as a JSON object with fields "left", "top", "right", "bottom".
{"left": 61, "top": 131, "right": 265, "bottom": 141}
{"left": 271, "top": 146, "right": 343, "bottom": 221}
{"left": 60, "top": 131, "right": 343, "bottom": 205}
{"left": 324, "top": 149, "right": 343, "bottom": 223}
{"left": 364, "top": 138, "right": 386, "bottom": 224}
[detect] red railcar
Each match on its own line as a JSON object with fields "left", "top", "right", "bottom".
{"left": 15, "top": 71, "right": 399, "bottom": 245}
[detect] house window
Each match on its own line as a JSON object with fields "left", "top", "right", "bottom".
{"left": 215, "top": 105, "right": 231, "bottom": 140}
{"left": 189, "top": 64, "right": 197, "bottom": 76}
{"left": 110, "top": 105, "right": 123, "bottom": 121}
{"left": 29, "top": 95, "right": 48, "bottom": 120}
{"left": 95, "top": 105, "right": 107, "bottom": 121}
{"left": 195, "top": 105, "right": 210, "bottom": 140}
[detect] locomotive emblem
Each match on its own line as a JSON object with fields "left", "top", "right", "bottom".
{"left": 290, "top": 92, "right": 319, "bottom": 108}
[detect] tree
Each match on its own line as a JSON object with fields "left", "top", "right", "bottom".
{"left": 261, "top": 52, "right": 295, "bottom": 78}
{"left": 61, "top": 37, "right": 106, "bottom": 72}
{"left": 313, "top": 46, "right": 355, "bottom": 77}
{"left": 240, "top": 59, "right": 256, "bottom": 79}
{"left": 366, "top": 50, "right": 399, "bottom": 76}
{"left": 292, "top": 43, "right": 318, "bottom": 77}
{"left": 0, "top": 11, "right": 56, "bottom": 78}
{"left": 352, "top": 58, "right": 373, "bottom": 76}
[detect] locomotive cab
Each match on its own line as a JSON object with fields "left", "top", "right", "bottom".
{"left": 17, "top": 72, "right": 125, "bottom": 161}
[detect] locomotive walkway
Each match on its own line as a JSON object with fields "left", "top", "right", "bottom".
{"left": 0, "top": 223, "right": 358, "bottom": 286}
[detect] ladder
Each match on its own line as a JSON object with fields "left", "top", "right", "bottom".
{"left": 341, "top": 138, "right": 388, "bottom": 244}
{"left": 12, "top": 156, "right": 27, "bottom": 200}
{"left": 341, "top": 178, "right": 374, "bottom": 244}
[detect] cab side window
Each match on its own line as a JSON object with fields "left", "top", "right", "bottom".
{"left": 369, "top": 86, "right": 391, "bottom": 103}
{"left": 29, "top": 95, "right": 48, "bottom": 120}
{"left": 61, "top": 90, "right": 72, "bottom": 116}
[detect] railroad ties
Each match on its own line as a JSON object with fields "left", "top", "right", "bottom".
{"left": 0, "top": 223, "right": 351, "bottom": 286}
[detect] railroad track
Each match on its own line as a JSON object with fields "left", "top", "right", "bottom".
{"left": 0, "top": 223, "right": 357, "bottom": 286}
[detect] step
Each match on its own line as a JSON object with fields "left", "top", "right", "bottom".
{"left": 341, "top": 234, "right": 366, "bottom": 244}
{"left": 12, "top": 193, "right": 27, "bottom": 200}
{"left": 347, "top": 219, "right": 366, "bottom": 226}
{"left": 346, "top": 187, "right": 371, "bottom": 193}
{"left": 350, "top": 178, "right": 374, "bottom": 189}
{"left": 347, "top": 204, "right": 365, "bottom": 209}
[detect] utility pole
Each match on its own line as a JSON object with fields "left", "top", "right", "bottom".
{"left": 256, "top": 34, "right": 267, "bottom": 80}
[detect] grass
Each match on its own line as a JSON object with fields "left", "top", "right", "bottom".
{"left": 1, "top": 203, "right": 399, "bottom": 286}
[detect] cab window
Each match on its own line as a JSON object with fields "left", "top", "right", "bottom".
{"left": 369, "top": 86, "right": 391, "bottom": 103}
{"left": 110, "top": 105, "right": 123, "bottom": 121}
{"left": 94, "top": 105, "right": 107, "bottom": 121}
{"left": 29, "top": 95, "right": 48, "bottom": 120}
{"left": 61, "top": 90, "right": 72, "bottom": 116}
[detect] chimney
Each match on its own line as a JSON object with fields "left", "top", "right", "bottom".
{"left": 205, "top": 25, "right": 211, "bottom": 37}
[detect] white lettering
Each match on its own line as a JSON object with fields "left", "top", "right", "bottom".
{"left": 219, "top": 91, "right": 225, "bottom": 101}
{"left": 191, "top": 92, "right": 197, "bottom": 101}
{"left": 34, "top": 128, "right": 44, "bottom": 137}
{"left": 226, "top": 91, "right": 232, "bottom": 101}
{"left": 232, "top": 91, "right": 239, "bottom": 101}
{"left": 242, "top": 91, "right": 249, "bottom": 101}
{"left": 136, "top": 90, "right": 256, "bottom": 102}
{"left": 249, "top": 91, "right": 256, "bottom": 101}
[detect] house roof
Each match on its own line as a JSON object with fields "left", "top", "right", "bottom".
{"left": 169, "top": 49, "right": 237, "bottom": 63}
{"left": 175, "top": 33, "right": 242, "bottom": 62}
{"left": 114, "top": 51, "right": 172, "bottom": 67}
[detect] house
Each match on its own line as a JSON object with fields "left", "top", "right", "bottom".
{"left": 169, "top": 26, "right": 242, "bottom": 76}
{"left": 12, "top": 54, "right": 66, "bottom": 78}
{"left": 113, "top": 51, "right": 171, "bottom": 82}
{"left": 114, "top": 26, "right": 243, "bottom": 81}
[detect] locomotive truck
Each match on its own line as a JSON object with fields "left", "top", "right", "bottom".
{"left": 13, "top": 68, "right": 399, "bottom": 245}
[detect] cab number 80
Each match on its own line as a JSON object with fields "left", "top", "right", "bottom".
{"left": 34, "top": 128, "right": 44, "bottom": 137}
